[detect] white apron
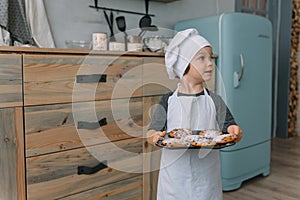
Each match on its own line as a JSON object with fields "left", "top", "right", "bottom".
{"left": 157, "top": 87, "right": 222, "bottom": 200}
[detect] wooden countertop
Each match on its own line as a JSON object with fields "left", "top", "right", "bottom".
{"left": 0, "top": 46, "right": 165, "bottom": 57}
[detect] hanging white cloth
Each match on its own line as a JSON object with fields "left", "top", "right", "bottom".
{"left": 157, "top": 86, "right": 222, "bottom": 200}
{"left": 25, "top": 0, "right": 55, "bottom": 48}
{"left": 0, "top": 28, "right": 11, "bottom": 46}
{"left": 0, "top": 28, "right": 4, "bottom": 46}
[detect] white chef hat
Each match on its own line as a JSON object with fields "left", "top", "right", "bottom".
{"left": 165, "top": 28, "right": 212, "bottom": 80}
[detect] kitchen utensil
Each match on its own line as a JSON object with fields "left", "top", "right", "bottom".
{"left": 116, "top": 16, "right": 128, "bottom": 51}
{"left": 103, "top": 10, "right": 116, "bottom": 41}
{"left": 110, "top": 11, "right": 115, "bottom": 40}
{"left": 138, "top": 0, "right": 158, "bottom": 37}
{"left": 138, "top": 25, "right": 159, "bottom": 38}
{"left": 145, "top": 25, "right": 158, "bottom": 31}
{"left": 139, "top": 0, "right": 151, "bottom": 30}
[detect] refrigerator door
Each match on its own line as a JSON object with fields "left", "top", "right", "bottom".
{"left": 218, "top": 13, "right": 272, "bottom": 151}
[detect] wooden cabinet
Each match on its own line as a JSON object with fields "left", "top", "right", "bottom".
{"left": 0, "top": 47, "right": 176, "bottom": 199}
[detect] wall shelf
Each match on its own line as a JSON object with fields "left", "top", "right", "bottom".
{"left": 90, "top": 0, "right": 156, "bottom": 16}
{"left": 149, "top": 0, "right": 178, "bottom": 2}
{"left": 90, "top": 0, "right": 178, "bottom": 17}
{"left": 89, "top": 5, "right": 155, "bottom": 16}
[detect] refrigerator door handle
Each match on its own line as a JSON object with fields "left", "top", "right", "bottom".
{"left": 233, "top": 54, "right": 244, "bottom": 88}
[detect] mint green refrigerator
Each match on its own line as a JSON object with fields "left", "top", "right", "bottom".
{"left": 175, "top": 13, "right": 272, "bottom": 191}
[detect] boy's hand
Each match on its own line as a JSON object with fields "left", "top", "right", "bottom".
{"left": 146, "top": 130, "right": 166, "bottom": 146}
{"left": 227, "top": 125, "right": 242, "bottom": 142}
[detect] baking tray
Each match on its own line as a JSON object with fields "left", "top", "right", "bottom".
{"left": 155, "top": 130, "right": 236, "bottom": 149}
{"left": 155, "top": 139, "right": 235, "bottom": 149}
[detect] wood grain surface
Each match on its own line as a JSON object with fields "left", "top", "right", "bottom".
{"left": 223, "top": 136, "right": 300, "bottom": 200}
{"left": 0, "top": 45, "right": 165, "bottom": 57}
{"left": 142, "top": 57, "right": 177, "bottom": 97}
{"left": 26, "top": 137, "right": 143, "bottom": 199}
{"left": 142, "top": 96, "right": 164, "bottom": 200}
{"left": 23, "top": 54, "right": 143, "bottom": 105}
{"left": 0, "top": 107, "right": 25, "bottom": 200}
{"left": 60, "top": 175, "right": 142, "bottom": 200}
{"left": 25, "top": 97, "right": 143, "bottom": 157}
{"left": 0, "top": 54, "right": 22, "bottom": 108}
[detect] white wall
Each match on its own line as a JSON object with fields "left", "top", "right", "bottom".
{"left": 44, "top": 0, "right": 235, "bottom": 48}
{"left": 154, "top": 0, "right": 235, "bottom": 28}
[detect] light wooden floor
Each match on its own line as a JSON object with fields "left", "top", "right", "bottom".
{"left": 223, "top": 136, "right": 300, "bottom": 200}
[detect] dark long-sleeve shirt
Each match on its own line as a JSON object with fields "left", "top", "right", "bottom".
{"left": 148, "top": 89, "right": 237, "bottom": 133}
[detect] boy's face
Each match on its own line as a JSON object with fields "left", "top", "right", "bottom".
{"left": 188, "top": 46, "right": 215, "bottom": 82}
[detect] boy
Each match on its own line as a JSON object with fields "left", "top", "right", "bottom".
{"left": 147, "top": 28, "right": 242, "bottom": 200}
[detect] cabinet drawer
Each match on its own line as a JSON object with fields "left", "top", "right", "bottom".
{"left": 26, "top": 137, "right": 143, "bottom": 199}
{"left": 25, "top": 98, "right": 143, "bottom": 157}
{"left": 0, "top": 54, "right": 22, "bottom": 108}
{"left": 60, "top": 175, "right": 142, "bottom": 200}
{"left": 24, "top": 54, "right": 143, "bottom": 106}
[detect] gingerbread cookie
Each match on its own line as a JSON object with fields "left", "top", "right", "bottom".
{"left": 199, "top": 130, "right": 222, "bottom": 138}
{"left": 161, "top": 138, "right": 189, "bottom": 147}
{"left": 213, "top": 133, "right": 237, "bottom": 144}
{"left": 168, "top": 128, "right": 192, "bottom": 139}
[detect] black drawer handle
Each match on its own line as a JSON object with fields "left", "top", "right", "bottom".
{"left": 77, "top": 118, "right": 107, "bottom": 130}
{"left": 76, "top": 74, "right": 107, "bottom": 83}
{"left": 77, "top": 161, "right": 108, "bottom": 175}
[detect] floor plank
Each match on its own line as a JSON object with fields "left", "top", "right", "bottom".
{"left": 223, "top": 136, "right": 300, "bottom": 200}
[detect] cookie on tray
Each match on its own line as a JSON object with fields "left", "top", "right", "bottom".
{"left": 184, "top": 135, "right": 216, "bottom": 147}
{"left": 168, "top": 128, "right": 192, "bottom": 139}
{"left": 161, "top": 138, "right": 189, "bottom": 147}
{"left": 199, "top": 129, "right": 222, "bottom": 138}
{"left": 213, "top": 133, "right": 237, "bottom": 144}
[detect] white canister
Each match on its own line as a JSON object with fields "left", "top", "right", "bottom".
{"left": 109, "top": 42, "right": 125, "bottom": 51}
{"left": 92, "top": 32, "right": 107, "bottom": 50}
{"left": 128, "top": 43, "right": 143, "bottom": 52}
